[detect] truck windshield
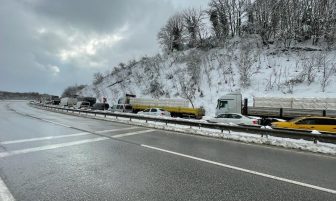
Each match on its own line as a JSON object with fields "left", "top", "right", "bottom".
{"left": 217, "top": 100, "right": 228, "bottom": 109}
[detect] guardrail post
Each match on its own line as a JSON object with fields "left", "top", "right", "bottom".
{"left": 279, "top": 108, "right": 283, "bottom": 118}
{"left": 242, "top": 98, "right": 248, "bottom": 115}
{"left": 322, "top": 110, "right": 326, "bottom": 117}
{"left": 314, "top": 138, "right": 318, "bottom": 144}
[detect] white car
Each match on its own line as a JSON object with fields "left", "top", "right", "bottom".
{"left": 76, "top": 101, "right": 90, "bottom": 109}
{"left": 137, "top": 108, "right": 171, "bottom": 117}
{"left": 207, "top": 113, "right": 259, "bottom": 126}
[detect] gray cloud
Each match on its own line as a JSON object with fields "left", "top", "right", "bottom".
{"left": 0, "top": 0, "right": 209, "bottom": 95}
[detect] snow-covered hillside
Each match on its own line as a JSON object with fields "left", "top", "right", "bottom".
{"left": 79, "top": 37, "right": 336, "bottom": 116}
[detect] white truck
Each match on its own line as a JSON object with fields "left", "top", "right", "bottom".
{"left": 60, "top": 97, "right": 77, "bottom": 107}
{"left": 216, "top": 93, "right": 336, "bottom": 118}
{"left": 216, "top": 92, "right": 242, "bottom": 116}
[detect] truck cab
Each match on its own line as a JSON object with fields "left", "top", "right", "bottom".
{"left": 216, "top": 92, "right": 242, "bottom": 116}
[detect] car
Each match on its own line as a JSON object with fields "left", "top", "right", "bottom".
{"left": 207, "top": 113, "right": 259, "bottom": 125}
{"left": 271, "top": 116, "right": 336, "bottom": 133}
{"left": 92, "top": 103, "right": 109, "bottom": 111}
{"left": 76, "top": 101, "right": 90, "bottom": 109}
{"left": 77, "top": 97, "right": 97, "bottom": 107}
{"left": 137, "top": 108, "right": 171, "bottom": 117}
{"left": 109, "top": 104, "right": 133, "bottom": 113}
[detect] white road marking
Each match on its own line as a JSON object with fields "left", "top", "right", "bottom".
{"left": 42, "top": 120, "right": 72, "bottom": 128}
{"left": 0, "top": 137, "right": 108, "bottom": 158}
{"left": 0, "top": 132, "right": 91, "bottom": 145}
{"left": 113, "top": 129, "right": 155, "bottom": 138}
{"left": 142, "top": 145, "right": 336, "bottom": 195}
{"left": 0, "top": 127, "right": 140, "bottom": 145}
{"left": 0, "top": 176, "right": 15, "bottom": 201}
{"left": 0, "top": 128, "right": 154, "bottom": 158}
{"left": 95, "top": 127, "right": 139, "bottom": 134}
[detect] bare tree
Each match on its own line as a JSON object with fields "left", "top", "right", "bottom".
{"left": 208, "top": 0, "right": 230, "bottom": 43}
{"left": 238, "top": 42, "right": 257, "bottom": 88}
{"left": 319, "top": 53, "right": 336, "bottom": 92}
{"left": 302, "top": 55, "right": 317, "bottom": 85}
{"left": 177, "top": 74, "right": 197, "bottom": 108}
{"left": 93, "top": 72, "right": 104, "bottom": 85}
{"left": 183, "top": 8, "right": 205, "bottom": 48}
{"left": 158, "top": 14, "right": 185, "bottom": 53}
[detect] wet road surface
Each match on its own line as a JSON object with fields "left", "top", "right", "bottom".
{"left": 0, "top": 101, "right": 336, "bottom": 201}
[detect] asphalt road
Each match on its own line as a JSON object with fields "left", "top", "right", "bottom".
{"left": 0, "top": 101, "right": 336, "bottom": 201}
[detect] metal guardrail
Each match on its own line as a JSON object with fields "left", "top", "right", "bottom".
{"left": 32, "top": 103, "right": 336, "bottom": 144}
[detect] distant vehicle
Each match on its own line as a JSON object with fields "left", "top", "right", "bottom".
{"left": 137, "top": 108, "right": 171, "bottom": 117}
{"left": 271, "top": 116, "right": 336, "bottom": 133}
{"left": 92, "top": 103, "right": 109, "bottom": 111}
{"left": 207, "top": 113, "right": 259, "bottom": 126}
{"left": 110, "top": 104, "right": 133, "bottom": 113}
{"left": 49, "top": 96, "right": 60, "bottom": 105}
{"left": 60, "top": 97, "right": 77, "bottom": 107}
{"left": 77, "top": 97, "right": 96, "bottom": 107}
{"left": 76, "top": 101, "right": 90, "bottom": 109}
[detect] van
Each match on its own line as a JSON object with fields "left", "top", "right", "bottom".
{"left": 110, "top": 104, "right": 133, "bottom": 113}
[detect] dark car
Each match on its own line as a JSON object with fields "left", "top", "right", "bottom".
{"left": 51, "top": 96, "right": 61, "bottom": 105}
{"left": 77, "top": 97, "right": 97, "bottom": 107}
{"left": 92, "top": 103, "right": 109, "bottom": 110}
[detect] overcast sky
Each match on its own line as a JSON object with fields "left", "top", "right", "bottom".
{"left": 0, "top": 0, "right": 209, "bottom": 95}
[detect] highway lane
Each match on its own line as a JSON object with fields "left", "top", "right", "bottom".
{"left": 0, "top": 101, "right": 336, "bottom": 200}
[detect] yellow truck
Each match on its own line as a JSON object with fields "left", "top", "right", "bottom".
{"left": 129, "top": 98, "right": 205, "bottom": 119}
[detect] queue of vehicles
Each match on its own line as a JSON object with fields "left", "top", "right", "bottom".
{"left": 43, "top": 93, "right": 336, "bottom": 134}
{"left": 46, "top": 95, "right": 204, "bottom": 120}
